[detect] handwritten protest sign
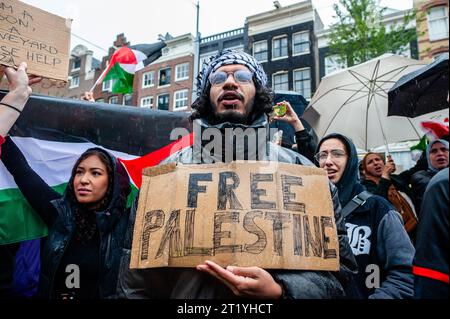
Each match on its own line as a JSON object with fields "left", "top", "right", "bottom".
{"left": 0, "top": 0, "right": 71, "bottom": 81}
{"left": 130, "top": 161, "right": 339, "bottom": 271}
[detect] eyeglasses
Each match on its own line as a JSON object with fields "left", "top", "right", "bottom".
{"left": 314, "top": 150, "right": 347, "bottom": 163}
{"left": 209, "top": 70, "right": 254, "bottom": 86}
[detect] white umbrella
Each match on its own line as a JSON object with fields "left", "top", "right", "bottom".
{"left": 303, "top": 54, "right": 430, "bottom": 151}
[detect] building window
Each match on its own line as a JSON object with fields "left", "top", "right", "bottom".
{"left": 102, "top": 79, "right": 112, "bottom": 92}
{"left": 294, "top": 68, "right": 311, "bottom": 100}
{"left": 141, "top": 96, "right": 154, "bottom": 108}
{"left": 109, "top": 96, "right": 119, "bottom": 104}
{"left": 69, "top": 75, "right": 79, "bottom": 88}
{"left": 293, "top": 31, "right": 310, "bottom": 55}
{"left": 176, "top": 63, "right": 190, "bottom": 81}
{"left": 273, "top": 72, "right": 289, "bottom": 91}
{"left": 253, "top": 41, "right": 268, "bottom": 62}
{"left": 157, "top": 94, "right": 170, "bottom": 110}
{"left": 142, "top": 71, "right": 155, "bottom": 88}
{"left": 325, "top": 54, "right": 346, "bottom": 76}
{"left": 122, "top": 94, "right": 133, "bottom": 106}
{"left": 428, "top": 6, "right": 449, "bottom": 41}
{"left": 159, "top": 68, "right": 171, "bottom": 86}
{"left": 272, "top": 36, "right": 288, "bottom": 59}
{"left": 174, "top": 89, "right": 189, "bottom": 111}
{"left": 72, "top": 59, "right": 81, "bottom": 71}
{"left": 96, "top": 98, "right": 104, "bottom": 103}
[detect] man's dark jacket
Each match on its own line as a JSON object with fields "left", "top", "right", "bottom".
{"left": 116, "top": 115, "right": 357, "bottom": 299}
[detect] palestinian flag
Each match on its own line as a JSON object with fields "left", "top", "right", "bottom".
{"left": 98, "top": 42, "right": 165, "bottom": 94}
{"left": 0, "top": 92, "right": 192, "bottom": 245}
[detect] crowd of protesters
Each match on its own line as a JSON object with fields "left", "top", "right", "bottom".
{"left": 0, "top": 52, "right": 448, "bottom": 299}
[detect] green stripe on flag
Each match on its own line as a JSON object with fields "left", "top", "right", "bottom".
{"left": 0, "top": 183, "right": 67, "bottom": 245}
{"left": 126, "top": 184, "right": 139, "bottom": 210}
{"left": 104, "top": 63, "right": 135, "bottom": 94}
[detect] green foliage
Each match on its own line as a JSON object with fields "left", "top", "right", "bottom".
{"left": 328, "top": 0, "right": 418, "bottom": 67}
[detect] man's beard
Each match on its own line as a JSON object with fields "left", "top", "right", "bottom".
{"left": 210, "top": 99, "right": 254, "bottom": 125}
{"left": 212, "top": 110, "right": 249, "bottom": 125}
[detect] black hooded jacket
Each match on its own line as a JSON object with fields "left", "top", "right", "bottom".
{"left": 317, "top": 133, "right": 415, "bottom": 299}
{"left": 1, "top": 137, "right": 131, "bottom": 299}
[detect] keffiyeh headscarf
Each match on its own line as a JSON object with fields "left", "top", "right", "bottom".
{"left": 426, "top": 139, "right": 449, "bottom": 173}
{"left": 197, "top": 49, "right": 268, "bottom": 96}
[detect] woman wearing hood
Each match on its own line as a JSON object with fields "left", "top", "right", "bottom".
{"left": 315, "top": 133, "right": 415, "bottom": 299}
{"left": 2, "top": 141, "right": 131, "bottom": 299}
{"left": 411, "top": 139, "right": 449, "bottom": 216}
{"left": 1, "top": 63, "right": 131, "bottom": 299}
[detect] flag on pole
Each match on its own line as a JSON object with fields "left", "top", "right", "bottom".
{"left": 94, "top": 42, "right": 166, "bottom": 94}
{"left": 101, "top": 46, "right": 147, "bottom": 94}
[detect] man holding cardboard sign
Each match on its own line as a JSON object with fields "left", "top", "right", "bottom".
{"left": 117, "top": 50, "right": 357, "bottom": 299}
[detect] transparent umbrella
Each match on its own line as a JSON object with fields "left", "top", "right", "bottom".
{"left": 303, "top": 54, "right": 431, "bottom": 151}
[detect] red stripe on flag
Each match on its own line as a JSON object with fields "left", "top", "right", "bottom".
{"left": 101, "top": 46, "right": 138, "bottom": 82}
{"left": 413, "top": 266, "right": 449, "bottom": 284}
{"left": 118, "top": 133, "right": 194, "bottom": 188}
{"left": 421, "top": 121, "right": 449, "bottom": 139}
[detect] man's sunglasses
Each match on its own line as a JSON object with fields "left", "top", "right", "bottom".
{"left": 209, "top": 70, "right": 254, "bottom": 86}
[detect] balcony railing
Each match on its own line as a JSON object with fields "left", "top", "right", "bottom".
{"left": 200, "top": 28, "right": 245, "bottom": 44}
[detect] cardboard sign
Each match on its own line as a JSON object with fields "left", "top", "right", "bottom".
{"left": 130, "top": 161, "right": 339, "bottom": 271}
{"left": 0, "top": 0, "right": 71, "bottom": 81}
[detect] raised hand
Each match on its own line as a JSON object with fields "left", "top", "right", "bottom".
{"left": 382, "top": 155, "right": 396, "bottom": 178}
{"left": 272, "top": 101, "right": 305, "bottom": 132}
{"left": 0, "top": 62, "right": 42, "bottom": 136}
{"left": 196, "top": 260, "right": 282, "bottom": 299}
{"left": 81, "top": 91, "right": 95, "bottom": 102}
{"left": 3, "top": 62, "right": 42, "bottom": 108}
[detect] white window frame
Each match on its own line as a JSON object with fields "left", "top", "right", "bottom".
{"left": 174, "top": 89, "right": 189, "bottom": 111}
{"left": 175, "top": 63, "right": 190, "bottom": 81}
{"left": 142, "top": 71, "right": 155, "bottom": 88}
{"left": 109, "top": 96, "right": 119, "bottom": 104}
{"left": 71, "top": 59, "right": 81, "bottom": 72}
{"left": 102, "top": 79, "right": 112, "bottom": 92}
{"left": 122, "top": 94, "right": 133, "bottom": 106}
{"left": 158, "top": 68, "right": 171, "bottom": 87}
{"left": 293, "top": 68, "right": 311, "bottom": 100}
{"left": 272, "top": 71, "right": 289, "bottom": 91}
{"left": 292, "top": 31, "right": 310, "bottom": 56}
{"left": 428, "top": 6, "right": 449, "bottom": 41}
{"left": 272, "top": 35, "right": 288, "bottom": 60}
{"left": 253, "top": 40, "right": 268, "bottom": 62}
{"left": 69, "top": 75, "right": 80, "bottom": 89}
{"left": 140, "top": 96, "right": 154, "bottom": 108}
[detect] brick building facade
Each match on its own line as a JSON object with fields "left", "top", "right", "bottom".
{"left": 414, "top": 0, "right": 449, "bottom": 61}
{"left": 134, "top": 33, "right": 195, "bottom": 112}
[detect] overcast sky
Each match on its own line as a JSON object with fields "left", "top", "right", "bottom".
{"left": 22, "top": 0, "right": 413, "bottom": 60}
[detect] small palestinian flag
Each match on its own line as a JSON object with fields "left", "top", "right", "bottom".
{"left": 100, "top": 46, "right": 147, "bottom": 94}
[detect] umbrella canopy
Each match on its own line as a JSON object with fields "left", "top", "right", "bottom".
{"left": 303, "top": 54, "right": 429, "bottom": 151}
{"left": 388, "top": 53, "right": 449, "bottom": 118}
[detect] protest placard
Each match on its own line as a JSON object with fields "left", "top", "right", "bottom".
{"left": 130, "top": 161, "right": 339, "bottom": 271}
{"left": 0, "top": 0, "right": 71, "bottom": 81}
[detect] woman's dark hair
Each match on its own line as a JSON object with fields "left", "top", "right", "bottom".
{"left": 69, "top": 148, "right": 114, "bottom": 210}
{"left": 189, "top": 77, "right": 274, "bottom": 124}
